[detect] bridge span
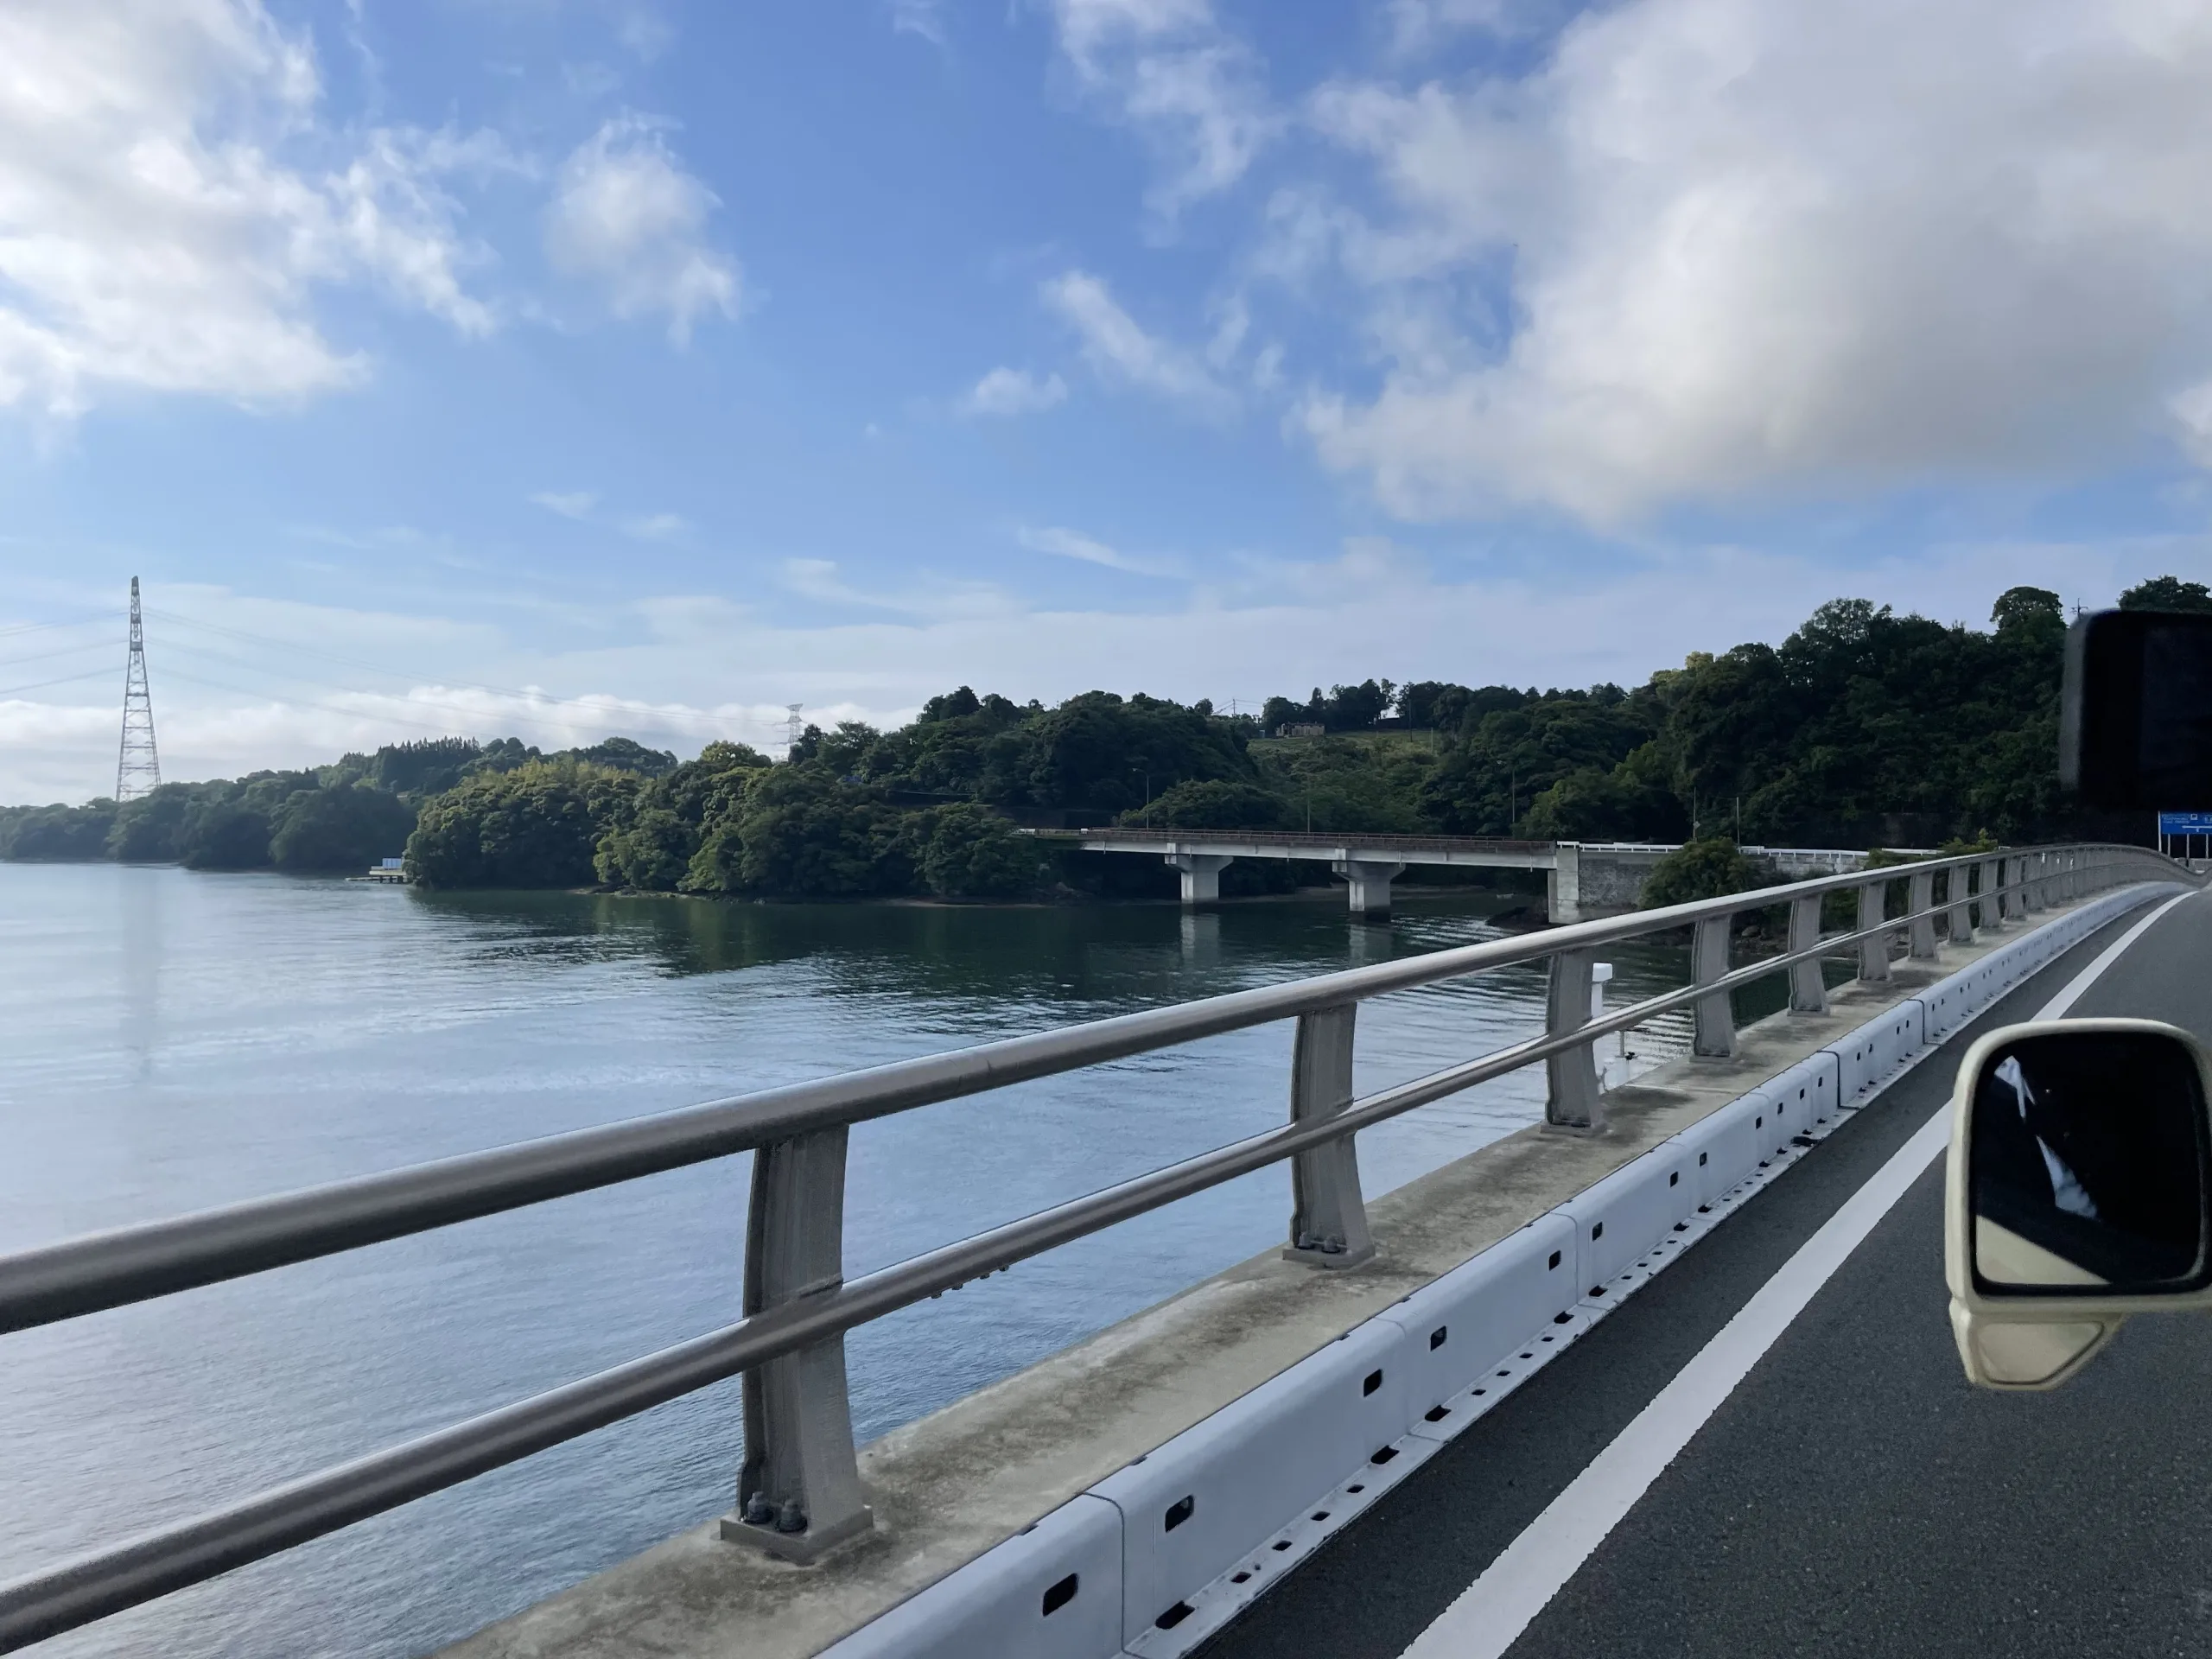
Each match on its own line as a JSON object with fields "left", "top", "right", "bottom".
{"left": 1052, "top": 828, "right": 1904, "bottom": 921}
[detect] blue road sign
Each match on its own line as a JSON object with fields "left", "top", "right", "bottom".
{"left": 2159, "top": 812, "right": 2212, "bottom": 836}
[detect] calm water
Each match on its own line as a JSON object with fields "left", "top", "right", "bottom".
{"left": 0, "top": 864, "right": 1692, "bottom": 1658}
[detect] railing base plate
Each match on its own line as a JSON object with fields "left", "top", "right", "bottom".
{"left": 718, "top": 1505, "right": 874, "bottom": 1565}
{"left": 1281, "top": 1243, "right": 1376, "bottom": 1271}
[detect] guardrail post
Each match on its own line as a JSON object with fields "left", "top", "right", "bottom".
{"left": 1855, "top": 880, "right": 1891, "bottom": 982}
{"left": 1285, "top": 1003, "right": 1376, "bottom": 1268}
{"left": 1788, "top": 894, "right": 1827, "bottom": 1013}
{"left": 1546, "top": 949, "right": 1604, "bottom": 1130}
{"left": 1691, "top": 915, "right": 1734, "bottom": 1058}
{"left": 1907, "top": 868, "right": 1939, "bottom": 957}
{"left": 724, "top": 1128, "right": 872, "bottom": 1562}
{"left": 2023, "top": 851, "right": 2048, "bottom": 912}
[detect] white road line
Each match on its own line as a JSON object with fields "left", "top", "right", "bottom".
{"left": 1399, "top": 887, "right": 2195, "bottom": 1659}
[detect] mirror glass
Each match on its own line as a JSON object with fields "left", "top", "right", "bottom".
{"left": 1970, "top": 1030, "right": 2210, "bottom": 1294}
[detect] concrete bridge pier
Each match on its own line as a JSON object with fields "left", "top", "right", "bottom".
{"left": 1332, "top": 859, "right": 1405, "bottom": 918}
{"left": 1166, "top": 852, "right": 1235, "bottom": 905}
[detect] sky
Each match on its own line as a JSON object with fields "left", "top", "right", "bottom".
{"left": 5, "top": 0, "right": 2212, "bottom": 803}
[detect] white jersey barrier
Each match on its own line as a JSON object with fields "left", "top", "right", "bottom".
{"left": 823, "top": 882, "right": 2179, "bottom": 1659}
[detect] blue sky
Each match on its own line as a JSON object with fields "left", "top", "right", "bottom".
{"left": 3, "top": 0, "right": 2212, "bottom": 802}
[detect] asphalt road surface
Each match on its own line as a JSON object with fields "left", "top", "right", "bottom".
{"left": 1203, "top": 887, "right": 2212, "bottom": 1659}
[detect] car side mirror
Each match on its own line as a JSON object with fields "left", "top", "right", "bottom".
{"left": 1946, "top": 1020, "right": 2212, "bottom": 1389}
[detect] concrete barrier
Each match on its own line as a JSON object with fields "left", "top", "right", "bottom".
{"left": 785, "top": 883, "right": 2185, "bottom": 1659}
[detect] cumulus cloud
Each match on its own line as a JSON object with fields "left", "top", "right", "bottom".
{"left": 1046, "top": 0, "right": 1277, "bottom": 219}
{"left": 1041, "top": 270, "right": 1230, "bottom": 414}
{"left": 543, "top": 117, "right": 741, "bottom": 343}
{"left": 1295, "top": 0, "right": 2212, "bottom": 524}
{"left": 0, "top": 0, "right": 505, "bottom": 417}
{"left": 961, "top": 366, "right": 1069, "bottom": 417}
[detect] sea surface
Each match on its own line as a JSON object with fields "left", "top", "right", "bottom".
{"left": 0, "top": 863, "right": 1697, "bottom": 1658}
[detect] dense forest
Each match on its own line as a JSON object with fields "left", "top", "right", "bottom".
{"left": 2, "top": 577, "right": 2202, "bottom": 900}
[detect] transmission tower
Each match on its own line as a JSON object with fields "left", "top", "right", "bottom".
{"left": 785, "top": 702, "right": 804, "bottom": 756}
{"left": 115, "top": 576, "right": 161, "bottom": 801}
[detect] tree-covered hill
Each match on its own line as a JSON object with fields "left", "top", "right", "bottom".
{"left": 3, "top": 576, "right": 2197, "bottom": 895}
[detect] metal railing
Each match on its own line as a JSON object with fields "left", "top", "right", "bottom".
{"left": 0, "top": 843, "right": 2191, "bottom": 1649}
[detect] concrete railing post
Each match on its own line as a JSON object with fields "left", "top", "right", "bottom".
{"left": 727, "top": 1128, "right": 873, "bottom": 1562}
{"left": 1545, "top": 948, "right": 1603, "bottom": 1131}
{"left": 1788, "top": 893, "right": 1827, "bottom": 1014}
{"left": 1948, "top": 865, "right": 1975, "bottom": 942}
{"left": 1691, "top": 915, "right": 1734, "bottom": 1058}
{"left": 1908, "top": 868, "right": 1940, "bottom": 957}
{"left": 1285, "top": 1003, "right": 1375, "bottom": 1268}
{"left": 2024, "top": 851, "right": 2048, "bottom": 912}
{"left": 1977, "top": 858, "right": 2003, "bottom": 931}
{"left": 1856, "top": 880, "right": 1891, "bottom": 982}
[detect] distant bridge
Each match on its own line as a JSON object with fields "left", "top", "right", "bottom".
{"left": 1042, "top": 828, "right": 1911, "bottom": 920}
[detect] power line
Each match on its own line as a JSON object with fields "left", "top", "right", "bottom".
{"left": 0, "top": 667, "right": 117, "bottom": 699}
{"left": 0, "top": 613, "right": 111, "bottom": 642}
{"left": 144, "top": 608, "right": 753, "bottom": 731}
{"left": 0, "top": 639, "right": 119, "bottom": 673}
{"left": 154, "top": 660, "right": 760, "bottom": 747}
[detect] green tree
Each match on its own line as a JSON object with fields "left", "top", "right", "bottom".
{"left": 268, "top": 783, "right": 419, "bottom": 873}
{"left": 731, "top": 769, "right": 902, "bottom": 897}
{"left": 1122, "top": 779, "right": 1290, "bottom": 830}
{"left": 2, "top": 802, "right": 118, "bottom": 860}
{"left": 918, "top": 804, "right": 1044, "bottom": 898}
{"left": 364, "top": 737, "right": 482, "bottom": 798}
{"left": 178, "top": 798, "right": 273, "bottom": 870}
{"left": 108, "top": 786, "right": 195, "bottom": 861}
{"left": 407, "top": 763, "right": 639, "bottom": 889}
{"left": 1640, "top": 838, "right": 1777, "bottom": 908}
{"left": 2118, "top": 575, "right": 2212, "bottom": 613}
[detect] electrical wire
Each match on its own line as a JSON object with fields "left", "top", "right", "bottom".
{"left": 153, "top": 661, "right": 753, "bottom": 747}
{"left": 0, "top": 639, "right": 119, "bottom": 673}
{"left": 154, "top": 638, "right": 747, "bottom": 737}
{"left": 0, "top": 667, "right": 119, "bottom": 699}
{"left": 0, "top": 613, "right": 111, "bottom": 642}
{"left": 144, "top": 606, "right": 743, "bottom": 721}
{"left": 144, "top": 609, "right": 750, "bottom": 731}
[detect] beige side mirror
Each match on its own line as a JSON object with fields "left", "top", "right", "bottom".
{"left": 1945, "top": 1019, "right": 2212, "bottom": 1389}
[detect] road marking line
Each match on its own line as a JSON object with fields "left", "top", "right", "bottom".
{"left": 1399, "top": 887, "right": 2192, "bottom": 1659}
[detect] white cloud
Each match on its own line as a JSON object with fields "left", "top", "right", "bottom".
{"left": 531, "top": 491, "right": 599, "bottom": 519}
{"left": 543, "top": 117, "right": 741, "bottom": 343}
{"left": 1017, "top": 524, "right": 1183, "bottom": 577}
{"left": 779, "top": 557, "right": 1017, "bottom": 620}
{"left": 621, "top": 512, "right": 689, "bottom": 541}
{"left": 889, "top": 0, "right": 946, "bottom": 47}
{"left": 1041, "top": 270, "right": 1230, "bottom": 414}
{"left": 0, "top": 0, "right": 504, "bottom": 417}
{"left": 960, "top": 365, "right": 1069, "bottom": 417}
{"left": 1294, "top": 0, "right": 2212, "bottom": 525}
{"left": 1046, "top": 0, "right": 1277, "bottom": 219}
